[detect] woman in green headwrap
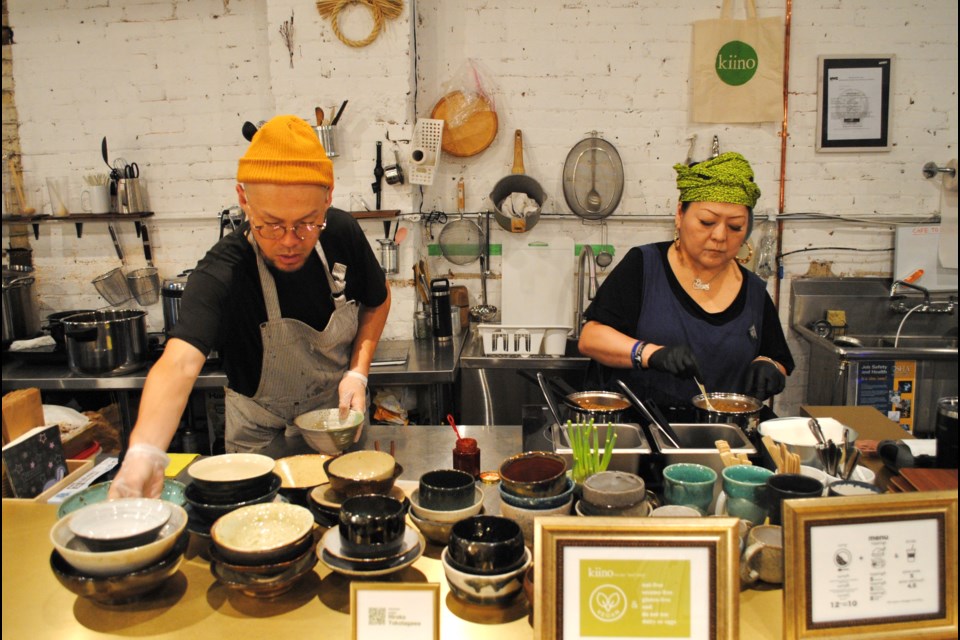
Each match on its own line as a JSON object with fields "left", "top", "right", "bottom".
{"left": 578, "top": 152, "right": 794, "bottom": 407}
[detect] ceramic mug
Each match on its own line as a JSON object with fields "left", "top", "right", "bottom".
{"left": 740, "top": 524, "right": 784, "bottom": 586}
{"left": 81, "top": 185, "right": 111, "bottom": 213}
{"left": 663, "top": 463, "right": 717, "bottom": 515}
{"left": 765, "top": 473, "right": 824, "bottom": 525}
{"left": 721, "top": 465, "right": 774, "bottom": 525}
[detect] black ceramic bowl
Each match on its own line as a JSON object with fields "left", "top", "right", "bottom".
{"left": 764, "top": 473, "right": 825, "bottom": 525}
{"left": 49, "top": 532, "right": 189, "bottom": 605}
{"left": 418, "top": 469, "right": 476, "bottom": 511}
{"left": 447, "top": 515, "right": 526, "bottom": 575}
{"left": 338, "top": 494, "right": 406, "bottom": 559}
{"left": 187, "top": 454, "right": 277, "bottom": 505}
{"left": 499, "top": 451, "right": 568, "bottom": 498}
{"left": 184, "top": 473, "right": 282, "bottom": 524}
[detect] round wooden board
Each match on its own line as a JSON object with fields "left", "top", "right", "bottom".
{"left": 431, "top": 90, "right": 498, "bottom": 157}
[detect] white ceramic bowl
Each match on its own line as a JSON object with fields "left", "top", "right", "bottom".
{"left": 441, "top": 546, "right": 531, "bottom": 605}
{"left": 409, "top": 487, "right": 484, "bottom": 523}
{"left": 800, "top": 464, "right": 877, "bottom": 495}
{"left": 327, "top": 450, "right": 395, "bottom": 482}
{"left": 293, "top": 408, "right": 364, "bottom": 455}
{"left": 51, "top": 503, "right": 188, "bottom": 577}
{"left": 211, "top": 503, "right": 315, "bottom": 566}
{"left": 68, "top": 498, "right": 172, "bottom": 551}
{"left": 759, "top": 417, "right": 859, "bottom": 469}
{"left": 499, "top": 494, "right": 573, "bottom": 546}
{"left": 187, "top": 453, "right": 276, "bottom": 502}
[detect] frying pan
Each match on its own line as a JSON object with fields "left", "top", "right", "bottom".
{"left": 489, "top": 130, "right": 546, "bottom": 233}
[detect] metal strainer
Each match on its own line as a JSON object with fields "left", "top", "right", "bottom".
{"left": 438, "top": 214, "right": 484, "bottom": 265}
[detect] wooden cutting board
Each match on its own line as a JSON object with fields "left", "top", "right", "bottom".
{"left": 898, "top": 468, "right": 959, "bottom": 492}
{"left": 431, "top": 91, "right": 498, "bottom": 157}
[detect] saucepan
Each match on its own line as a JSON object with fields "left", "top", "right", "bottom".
{"left": 489, "top": 130, "right": 546, "bottom": 233}
{"left": 523, "top": 370, "right": 630, "bottom": 425}
{"left": 691, "top": 392, "right": 763, "bottom": 435}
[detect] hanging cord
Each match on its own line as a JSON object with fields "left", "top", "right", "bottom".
{"left": 316, "top": 0, "right": 404, "bottom": 48}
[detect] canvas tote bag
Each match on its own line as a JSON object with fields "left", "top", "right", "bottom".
{"left": 691, "top": 0, "right": 784, "bottom": 123}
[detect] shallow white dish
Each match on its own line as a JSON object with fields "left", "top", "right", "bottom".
{"left": 68, "top": 498, "right": 172, "bottom": 550}
{"left": 319, "top": 526, "right": 424, "bottom": 577}
{"left": 309, "top": 482, "right": 407, "bottom": 511}
{"left": 51, "top": 504, "right": 188, "bottom": 577}
{"left": 211, "top": 503, "right": 314, "bottom": 558}
{"left": 409, "top": 487, "right": 484, "bottom": 523}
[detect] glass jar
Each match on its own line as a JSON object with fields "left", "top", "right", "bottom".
{"left": 453, "top": 437, "right": 481, "bottom": 479}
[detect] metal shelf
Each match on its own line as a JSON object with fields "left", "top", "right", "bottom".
{"left": 2, "top": 211, "right": 154, "bottom": 239}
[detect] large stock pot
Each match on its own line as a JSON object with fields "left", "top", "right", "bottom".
{"left": 63, "top": 309, "right": 148, "bottom": 376}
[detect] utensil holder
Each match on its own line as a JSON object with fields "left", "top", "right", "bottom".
{"left": 313, "top": 125, "right": 338, "bottom": 158}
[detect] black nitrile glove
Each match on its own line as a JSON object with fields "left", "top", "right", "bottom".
{"left": 647, "top": 345, "right": 702, "bottom": 380}
{"left": 745, "top": 360, "right": 785, "bottom": 400}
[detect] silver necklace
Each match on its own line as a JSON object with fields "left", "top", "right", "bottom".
{"left": 692, "top": 269, "right": 725, "bottom": 291}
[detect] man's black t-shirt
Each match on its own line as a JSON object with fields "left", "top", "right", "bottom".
{"left": 170, "top": 208, "right": 387, "bottom": 396}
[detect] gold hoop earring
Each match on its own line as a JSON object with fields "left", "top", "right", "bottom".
{"left": 736, "top": 242, "right": 754, "bottom": 265}
{"left": 673, "top": 228, "right": 680, "bottom": 250}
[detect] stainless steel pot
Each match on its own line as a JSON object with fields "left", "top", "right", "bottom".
{"left": 63, "top": 309, "right": 148, "bottom": 376}
{"left": 561, "top": 391, "right": 630, "bottom": 424}
{"left": 44, "top": 310, "right": 95, "bottom": 349}
{"left": 2, "top": 265, "right": 40, "bottom": 344}
{"left": 691, "top": 392, "right": 763, "bottom": 435}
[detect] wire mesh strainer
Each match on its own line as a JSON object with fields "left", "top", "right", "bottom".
{"left": 437, "top": 214, "right": 484, "bottom": 265}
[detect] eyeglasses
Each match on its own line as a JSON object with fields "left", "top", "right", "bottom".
{"left": 252, "top": 219, "right": 327, "bottom": 240}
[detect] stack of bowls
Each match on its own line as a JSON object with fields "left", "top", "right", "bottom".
{"left": 497, "top": 451, "right": 573, "bottom": 546}
{"left": 317, "top": 494, "right": 425, "bottom": 578}
{"left": 307, "top": 450, "right": 407, "bottom": 528}
{"left": 208, "top": 502, "right": 317, "bottom": 598}
{"left": 441, "top": 515, "right": 531, "bottom": 606}
{"left": 49, "top": 498, "right": 189, "bottom": 604}
{"left": 408, "top": 469, "right": 484, "bottom": 544}
{"left": 184, "top": 453, "right": 280, "bottom": 535}
{"left": 575, "top": 471, "right": 651, "bottom": 517}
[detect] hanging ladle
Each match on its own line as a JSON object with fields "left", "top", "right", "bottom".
{"left": 585, "top": 141, "right": 602, "bottom": 213}
{"left": 595, "top": 221, "right": 613, "bottom": 269}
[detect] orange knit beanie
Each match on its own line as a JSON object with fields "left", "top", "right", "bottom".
{"left": 237, "top": 115, "right": 333, "bottom": 187}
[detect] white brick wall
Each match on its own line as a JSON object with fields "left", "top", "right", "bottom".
{"left": 4, "top": 0, "right": 957, "bottom": 418}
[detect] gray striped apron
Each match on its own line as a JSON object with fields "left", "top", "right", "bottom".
{"left": 223, "top": 235, "right": 359, "bottom": 455}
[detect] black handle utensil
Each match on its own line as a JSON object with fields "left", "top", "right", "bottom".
{"left": 615, "top": 379, "right": 681, "bottom": 448}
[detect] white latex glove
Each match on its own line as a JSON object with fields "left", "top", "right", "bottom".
{"left": 338, "top": 370, "right": 368, "bottom": 443}
{"left": 108, "top": 443, "right": 170, "bottom": 499}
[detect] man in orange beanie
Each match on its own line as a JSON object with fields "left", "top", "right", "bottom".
{"left": 110, "top": 115, "right": 390, "bottom": 498}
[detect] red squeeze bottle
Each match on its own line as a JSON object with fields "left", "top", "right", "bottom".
{"left": 453, "top": 438, "right": 481, "bottom": 479}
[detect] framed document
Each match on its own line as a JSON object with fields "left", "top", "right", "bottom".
{"left": 816, "top": 55, "right": 894, "bottom": 152}
{"left": 351, "top": 582, "right": 440, "bottom": 640}
{"left": 534, "top": 516, "right": 740, "bottom": 640}
{"left": 783, "top": 490, "right": 958, "bottom": 639}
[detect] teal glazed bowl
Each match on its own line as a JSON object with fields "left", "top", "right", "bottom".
{"left": 57, "top": 479, "right": 187, "bottom": 520}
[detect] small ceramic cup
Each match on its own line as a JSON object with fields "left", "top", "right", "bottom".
{"left": 418, "top": 469, "right": 476, "bottom": 511}
{"left": 765, "top": 473, "right": 824, "bottom": 526}
{"left": 721, "top": 465, "right": 774, "bottom": 525}
{"left": 663, "top": 463, "right": 718, "bottom": 515}
{"left": 740, "top": 524, "right": 784, "bottom": 586}
{"left": 338, "top": 494, "right": 406, "bottom": 559}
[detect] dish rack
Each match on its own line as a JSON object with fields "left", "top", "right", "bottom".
{"left": 477, "top": 324, "right": 571, "bottom": 356}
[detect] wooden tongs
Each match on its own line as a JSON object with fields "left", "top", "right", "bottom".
{"left": 762, "top": 435, "right": 800, "bottom": 473}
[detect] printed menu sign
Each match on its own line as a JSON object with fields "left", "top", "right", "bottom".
{"left": 808, "top": 518, "right": 943, "bottom": 625}
{"left": 563, "top": 545, "right": 711, "bottom": 639}
{"left": 580, "top": 559, "right": 691, "bottom": 637}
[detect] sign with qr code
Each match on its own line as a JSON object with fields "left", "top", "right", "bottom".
{"left": 351, "top": 583, "right": 439, "bottom": 640}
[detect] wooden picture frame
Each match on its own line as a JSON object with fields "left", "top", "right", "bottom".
{"left": 816, "top": 55, "right": 894, "bottom": 152}
{"left": 350, "top": 582, "right": 440, "bottom": 640}
{"left": 783, "top": 490, "right": 958, "bottom": 639}
{"left": 534, "top": 516, "right": 740, "bottom": 640}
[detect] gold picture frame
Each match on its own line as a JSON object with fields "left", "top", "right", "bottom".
{"left": 534, "top": 516, "right": 740, "bottom": 640}
{"left": 783, "top": 490, "right": 958, "bottom": 639}
{"left": 350, "top": 582, "right": 440, "bottom": 640}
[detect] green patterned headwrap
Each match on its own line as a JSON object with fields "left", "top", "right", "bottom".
{"left": 673, "top": 152, "right": 761, "bottom": 208}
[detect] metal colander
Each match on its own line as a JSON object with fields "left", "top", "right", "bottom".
{"left": 438, "top": 215, "right": 484, "bottom": 265}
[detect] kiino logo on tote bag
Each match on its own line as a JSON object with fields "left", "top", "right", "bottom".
{"left": 691, "top": 0, "right": 784, "bottom": 123}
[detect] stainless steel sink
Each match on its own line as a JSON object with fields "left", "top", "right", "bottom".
{"left": 831, "top": 333, "right": 959, "bottom": 351}
{"left": 794, "top": 325, "right": 958, "bottom": 358}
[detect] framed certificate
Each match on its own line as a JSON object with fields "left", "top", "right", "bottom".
{"left": 534, "top": 516, "right": 740, "bottom": 640}
{"left": 783, "top": 490, "right": 958, "bottom": 639}
{"left": 816, "top": 55, "right": 894, "bottom": 152}
{"left": 351, "top": 582, "right": 440, "bottom": 640}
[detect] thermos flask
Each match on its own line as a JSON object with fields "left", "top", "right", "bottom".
{"left": 430, "top": 278, "right": 452, "bottom": 343}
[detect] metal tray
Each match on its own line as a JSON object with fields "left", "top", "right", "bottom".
{"left": 551, "top": 422, "right": 651, "bottom": 475}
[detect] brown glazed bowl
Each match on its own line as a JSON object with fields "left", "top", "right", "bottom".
{"left": 323, "top": 452, "right": 403, "bottom": 498}
{"left": 498, "top": 451, "right": 567, "bottom": 498}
